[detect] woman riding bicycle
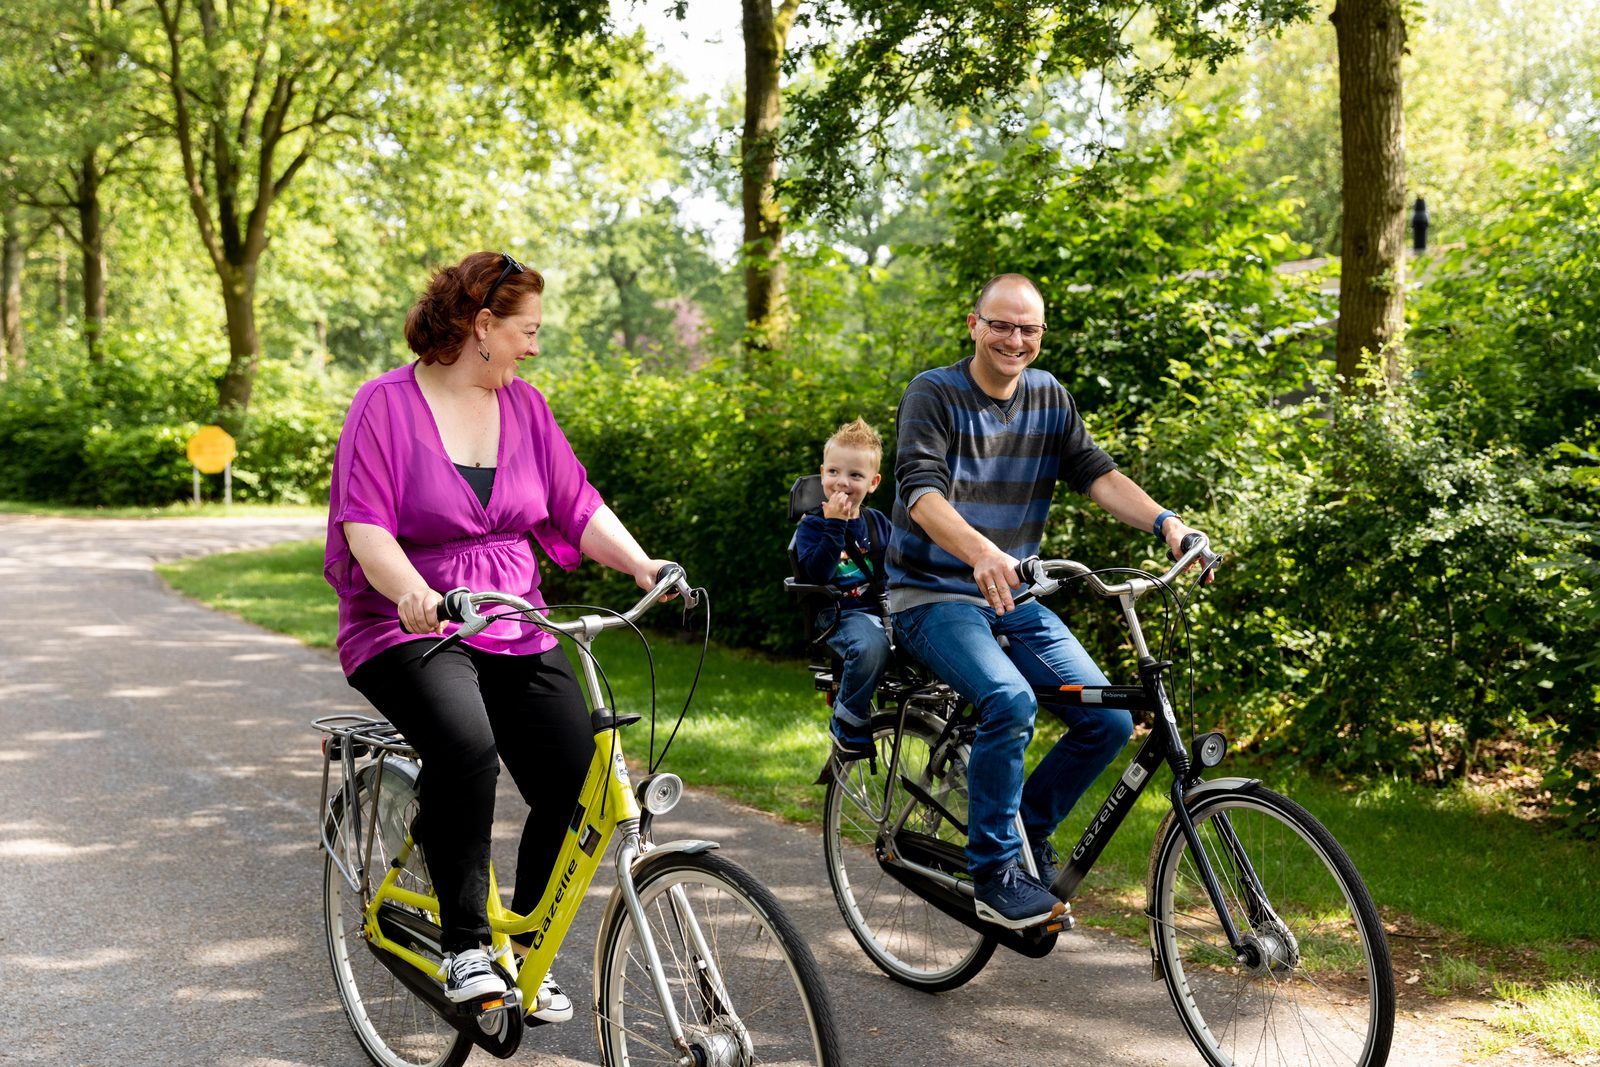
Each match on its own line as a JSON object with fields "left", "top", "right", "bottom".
{"left": 323, "top": 250, "right": 674, "bottom": 1014}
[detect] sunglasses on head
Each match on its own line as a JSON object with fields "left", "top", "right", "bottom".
{"left": 482, "top": 252, "right": 525, "bottom": 310}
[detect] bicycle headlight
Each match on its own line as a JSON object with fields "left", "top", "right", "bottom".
{"left": 1192, "top": 731, "right": 1228, "bottom": 768}
{"left": 637, "top": 772, "right": 684, "bottom": 815}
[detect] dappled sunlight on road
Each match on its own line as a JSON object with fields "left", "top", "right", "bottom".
{"left": 19, "top": 729, "right": 105, "bottom": 742}
{"left": 192, "top": 936, "right": 298, "bottom": 967}
{"left": 7, "top": 947, "right": 134, "bottom": 972}
{"left": 0, "top": 837, "right": 121, "bottom": 858}
{"left": 172, "top": 985, "right": 264, "bottom": 1003}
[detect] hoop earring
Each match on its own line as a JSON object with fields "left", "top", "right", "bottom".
{"left": 478, "top": 345, "right": 491, "bottom": 362}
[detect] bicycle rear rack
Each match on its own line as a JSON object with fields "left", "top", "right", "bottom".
{"left": 312, "top": 714, "right": 419, "bottom": 900}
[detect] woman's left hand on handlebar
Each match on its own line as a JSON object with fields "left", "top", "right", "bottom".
{"left": 633, "top": 559, "right": 680, "bottom": 598}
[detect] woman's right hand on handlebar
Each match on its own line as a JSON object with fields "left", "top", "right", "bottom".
{"left": 397, "top": 587, "right": 446, "bottom": 635}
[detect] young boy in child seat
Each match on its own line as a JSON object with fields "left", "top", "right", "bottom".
{"left": 793, "top": 418, "right": 892, "bottom": 759}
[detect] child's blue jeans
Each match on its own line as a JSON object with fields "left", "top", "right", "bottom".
{"left": 821, "top": 609, "right": 890, "bottom": 733}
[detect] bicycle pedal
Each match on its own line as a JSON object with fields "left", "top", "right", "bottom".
{"left": 1041, "top": 912, "right": 1075, "bottom": 934}
{"left": 472, "top": 988, "right": 522, "bottom": 1016}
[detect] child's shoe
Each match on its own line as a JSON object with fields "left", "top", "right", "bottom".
{"left": 829, "top": 718, "right": 875, "bottom": 762}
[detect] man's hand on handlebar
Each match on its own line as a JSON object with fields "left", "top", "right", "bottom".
{"left": 1162, "top": 522, "right": 1217, "bottom": 584}
{"left": 972, "top": 548, "right": 1022, "bottom": 616}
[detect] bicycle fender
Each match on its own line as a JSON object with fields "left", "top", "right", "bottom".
{"left": 639, "top": 839, "right": 720, "bottom": 858}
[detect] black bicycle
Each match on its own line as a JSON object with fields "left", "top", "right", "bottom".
{"left": 799, "top": 534, "right": 1396, "bottom": 1067}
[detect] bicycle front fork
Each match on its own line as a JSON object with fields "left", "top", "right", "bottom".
{"left": 613, "top": 827, "right": 747, "bottom": 1065}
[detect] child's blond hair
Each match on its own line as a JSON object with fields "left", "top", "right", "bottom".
{"left": 824, "top": 418, "right": 883, "bottom": 468}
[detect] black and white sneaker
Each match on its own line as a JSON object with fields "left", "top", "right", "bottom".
{"left": 439, "top": 948, "right": 508, "bottom": 1003}
{"left": 532, "top": 970, "right": 574, "bottom": 1023}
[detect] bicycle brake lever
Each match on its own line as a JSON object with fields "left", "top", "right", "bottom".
{"left": 1015, "top": 555, "right": 1061, "bottom": 600}
{"left": 417, "top": 593, "right": 491, "bottom": 668}
{"left": 417, "top": 630, "right": 466, "bottom": 668}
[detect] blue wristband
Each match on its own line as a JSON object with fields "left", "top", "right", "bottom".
{"left": 1153, "top": 509, "right": 1177, "bottom": 538}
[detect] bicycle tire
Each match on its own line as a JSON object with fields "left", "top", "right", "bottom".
{"left": 1150, "top": 783, "right": 1395, "bottom": 1067}
{"left": 323, "top": 763, "right": 472, "bottom": 1067}
{"left": 822, "top": 708, "right": 998, "bottom": 992}
{"left": 593, "top": 849, "right": 843, "bottom": 1067}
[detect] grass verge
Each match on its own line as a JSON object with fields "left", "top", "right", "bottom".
{"left": 0, "top": 499, "right": 326, "bottom": 519}
{"left": 159, "top": 538, "right": 1600, "bottom": 1058}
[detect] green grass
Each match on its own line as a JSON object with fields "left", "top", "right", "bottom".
{"left": 1492, "top": 980, "right": 1600, "bottom": 1056}
{"left": 0, "top": 499, "right": 326, "bottom": 519}
{"left": 1426, "top": 955, "right": 1493, "bottom": 997}
{"left": 160, "top": 538, "right": 1600, "bottom": 1055}
{"left": 158, "top": 539, "right": 340, "bottom": 648}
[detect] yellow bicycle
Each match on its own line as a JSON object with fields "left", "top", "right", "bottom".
{"left": 314, "top": 565, "right": 842, "bottom": 1066}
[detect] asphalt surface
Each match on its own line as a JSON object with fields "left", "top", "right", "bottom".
{"left": 0, "top": 514, "right": 1514, "bottom": 1067}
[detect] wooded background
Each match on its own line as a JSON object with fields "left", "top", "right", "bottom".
{"left": 1, "top": 0, "right": 1595, "bottom": 827}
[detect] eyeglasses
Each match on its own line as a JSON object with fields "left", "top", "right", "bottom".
{"left": 975, "top": 314, "right": 1047, "bottom": 341}
{"left": 481, "top": 252, "right": 525, "bottom": 310}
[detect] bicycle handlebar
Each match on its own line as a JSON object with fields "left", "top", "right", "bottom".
{"left": 416, "top": 563, "right": 698, "bottom": 666}
{"left": 1017, "top": 533, "right": 1222, "bottom": 602}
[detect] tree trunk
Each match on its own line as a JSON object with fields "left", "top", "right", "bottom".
{"left": 740, "top": 0, "right": 800, "bottom": 360}
{"left": 77, "top": 151, "right": 108, "bottom": 364}
{"left": 215, "top": 261, "right": 261, "bottom": 430}
{"left": 1331, "top": 0, "right": 1407, "bottom": 390}
{"left": 312, "top": 318, "right": 328, "bottom": 375}
{"left": 2, "top": 199, "right": 24, "bottom": 380}
{"left": 54, "top": 224, "right": 68, "bottom": 321}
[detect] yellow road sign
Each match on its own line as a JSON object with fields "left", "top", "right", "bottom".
{"left": 186, "top": 425, "right": 237, "bottom": 474}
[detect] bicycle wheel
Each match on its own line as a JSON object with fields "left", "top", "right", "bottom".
{"left": 1151, "top": 783, "right": 1395, "bottom": 1067}
{"left": 822, "top": 708, "right": 997, "bottom": 992}
{"left": 323, "top": 762, "right": 471, "bottom": 1067}
{"left": 594, "top": 849, "right": 843, "bottom": 1067}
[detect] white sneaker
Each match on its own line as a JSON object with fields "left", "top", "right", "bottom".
{"left": 532, "top": 970, "right": 574, "bottom": 1023}
{"left": 439, "top": 947, "right": 508, "bottom": 1003}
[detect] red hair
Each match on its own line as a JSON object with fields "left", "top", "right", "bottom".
{"left": 404, "top": 251, "right": 546, "bottom": 365}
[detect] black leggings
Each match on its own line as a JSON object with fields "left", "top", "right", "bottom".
{"left": 349, "top": 640, "right": 594, "bottom": 953}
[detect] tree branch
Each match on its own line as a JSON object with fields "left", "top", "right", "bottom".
{"left": 153, "top": 0, "right": 225, "bottom": 272}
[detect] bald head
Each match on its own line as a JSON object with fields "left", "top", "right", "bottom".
{"left": 974, "top": 273, "right": 1043, "bottom": 317}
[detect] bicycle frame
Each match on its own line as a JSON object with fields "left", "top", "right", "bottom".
{"left": 321, "top": 569, "right": 736, "bottom": 1053}
{"left": 854, "top": 537, "right": 1260, "bottom": 958}
{"left": 359, "top": 714, "right": 640, "bottom": 1010}
{"left": 1020, "top": 542, "right": 1257, "bottom": 956}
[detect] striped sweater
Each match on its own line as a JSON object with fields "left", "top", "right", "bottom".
{"left": 887, "top": 357, "right": 1117, "bottom": 610}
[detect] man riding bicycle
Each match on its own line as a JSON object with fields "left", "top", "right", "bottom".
{"left": 887, "top": 273, "right": 1209, "bottom": 930}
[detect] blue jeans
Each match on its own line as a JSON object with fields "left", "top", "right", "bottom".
{"left": 893, "top": 599, "right": 1133, "bottom": 880}
{"left": 821, "top": 609, "right": 890, "bottom": 731}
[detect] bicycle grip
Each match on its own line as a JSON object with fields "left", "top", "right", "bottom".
{"left": 437, "top": 587, "right": 472, "bottom": 623}
{"left": 1016, "top": 555, "right": 1046, "bottom": 586}
{"left": 397, "top": 587, "right": 470, "bottom": 634}
{"left": 1167, "top": 532, "right": 1204, "bottom": 562}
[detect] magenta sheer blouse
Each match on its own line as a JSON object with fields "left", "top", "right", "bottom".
{"left": 324, "top": 363, "right": 603, "bottom": 675}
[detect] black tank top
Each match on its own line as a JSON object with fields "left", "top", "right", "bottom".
{"left": 454, "top": 463, "right": 495, "bottom": 509}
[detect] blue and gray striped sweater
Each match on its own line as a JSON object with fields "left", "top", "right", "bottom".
{"left": 887, "top": 357, "right": 1117, "bottom": 610}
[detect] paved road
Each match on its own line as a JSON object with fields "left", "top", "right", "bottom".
{"left": 0, "top": 515, "right": 1510, "bottom": 1067}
